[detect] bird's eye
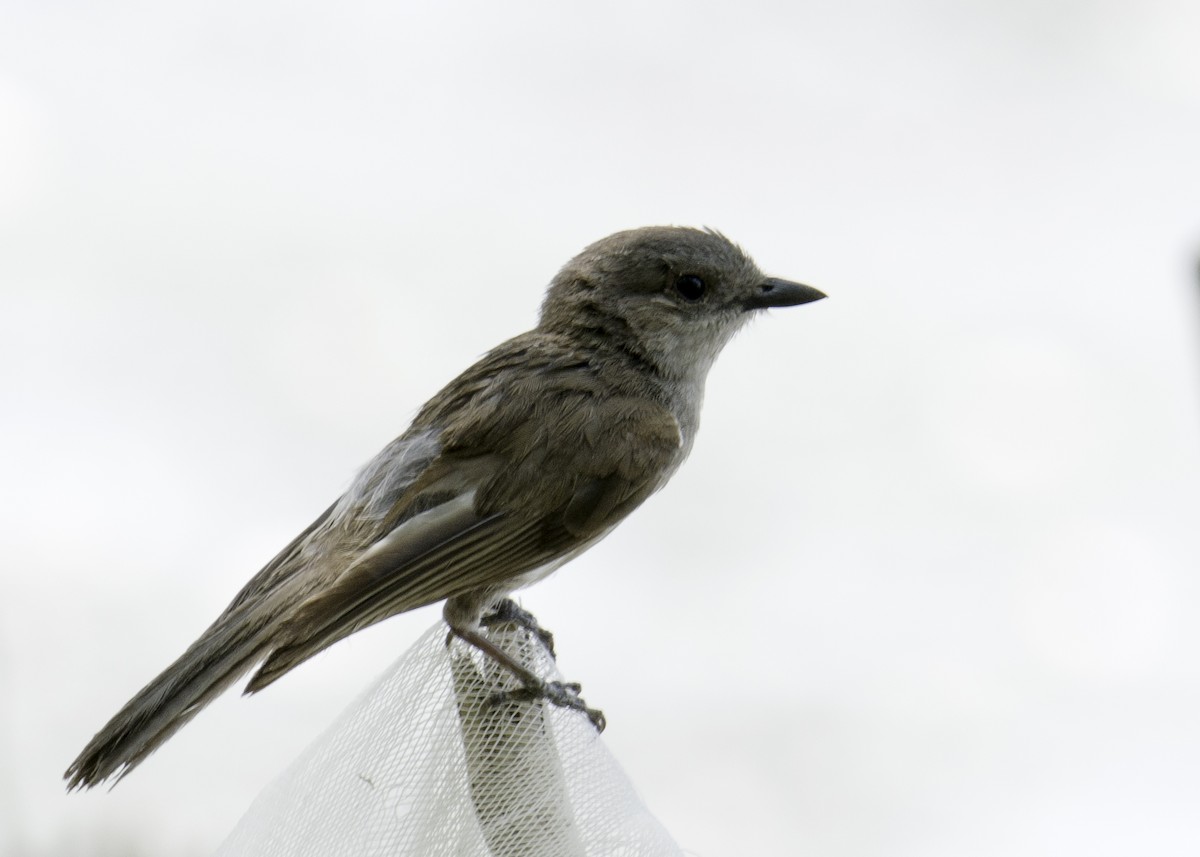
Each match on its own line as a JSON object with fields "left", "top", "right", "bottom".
{"left": 675, "top": 274, "right": 706, "bottom": 302}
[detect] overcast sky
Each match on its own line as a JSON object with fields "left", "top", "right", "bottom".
{"left": 3, "top": 1, "right": 1200, "bottom": 855}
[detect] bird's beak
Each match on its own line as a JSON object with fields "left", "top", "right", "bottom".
{"left": 743, "top": 278, "right": 827, "bottom": 311}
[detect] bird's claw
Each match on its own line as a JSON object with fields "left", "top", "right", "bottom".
{"left": 490, "top": 679, "right": 606, "bottom": 732}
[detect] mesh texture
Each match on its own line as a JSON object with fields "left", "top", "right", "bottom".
{"left": 215, "top": 620, "right": 683, "bottom": 857}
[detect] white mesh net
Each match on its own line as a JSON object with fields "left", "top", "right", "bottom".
{"left": 215, "top": 620, "right": 684, "bottom": 857}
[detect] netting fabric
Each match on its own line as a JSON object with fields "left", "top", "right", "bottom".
{"left": 215, "top": 620, "right": 684, "bottom": 857}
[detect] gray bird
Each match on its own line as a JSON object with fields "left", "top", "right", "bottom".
{"left": 65, "top": 226, "right": 825, "bottom": 789}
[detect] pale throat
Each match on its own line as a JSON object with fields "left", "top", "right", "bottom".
{"left": 650, "top": 320, "right": 746, "bottom": 453}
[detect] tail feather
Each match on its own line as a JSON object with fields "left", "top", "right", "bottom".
{"left": 63, "top": 609, "right": 273, "bottom": 789}
{"left": 65, "top": 502, "right": 345, "bottom": 789}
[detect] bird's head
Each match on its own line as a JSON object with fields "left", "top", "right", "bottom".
{"left": 539, "top": 226, "right": 824, "bottom": 382}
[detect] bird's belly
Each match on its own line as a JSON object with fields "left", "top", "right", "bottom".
{"left": 508, "top": 525, "right": 617, "bottom": 592}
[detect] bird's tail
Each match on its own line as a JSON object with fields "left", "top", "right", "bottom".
{"left": 63, "top": 606, "right": 276, "bottom": 790}
{"left": 65, "top": 503, "right": 341, "bottom": 790}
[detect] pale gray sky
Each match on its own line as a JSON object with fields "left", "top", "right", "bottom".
{"left": 3, "top": 1, "right": 1200, "bottom": 855}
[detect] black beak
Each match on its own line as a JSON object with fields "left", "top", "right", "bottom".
{"left": 743, "top": 278, "right": 826, "bottom": 311}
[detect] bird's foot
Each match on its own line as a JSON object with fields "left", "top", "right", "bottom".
{"left": 481, "top": 598, "right": 556, "bottom": 658}
{"left": 490, "top": 678, "right": 606, "bottom": 732}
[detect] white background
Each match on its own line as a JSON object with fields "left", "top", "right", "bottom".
{"left": 3, "top": 1, "right": 1200, "bottom": 854}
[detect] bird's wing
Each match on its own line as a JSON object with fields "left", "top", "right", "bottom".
{"left": 248, "top": 389, "right": 684, "bottom": 690}
{"left": 211, "top": 428, "right": 445, "bottom": 625}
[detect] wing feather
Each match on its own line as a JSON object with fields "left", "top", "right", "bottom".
{"left": 245, "top": 493, "right": 575, "bottom": 690}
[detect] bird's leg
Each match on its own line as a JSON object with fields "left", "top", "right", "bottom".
{"left": 447, "top": 616, "right": 605, "bottom": 732}
{"left": 448, "top": 623, "right": 606, "bottom": 732}
{"left": 480, "top": 597, "right": 556, "bottom": 657}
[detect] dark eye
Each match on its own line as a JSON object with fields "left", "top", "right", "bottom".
{"left": 675, "top": 274, "right": 706, "bottom": 302}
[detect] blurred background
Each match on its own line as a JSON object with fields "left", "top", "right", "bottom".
{"left": 3, "top": 1, "right": 1199, "bottom": 854}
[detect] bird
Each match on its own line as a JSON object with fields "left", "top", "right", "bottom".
{"left": 64, "top": 226, "right": 825, "bottom": 789}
